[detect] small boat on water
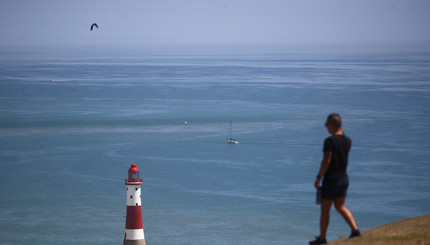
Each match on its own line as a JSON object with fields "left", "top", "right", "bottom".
{"left": 226, "top": 119, "right": 239, "bottom": 144}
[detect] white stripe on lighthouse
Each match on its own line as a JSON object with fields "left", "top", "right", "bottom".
{"left": 125, "top": 229, "right": 145, "bottom": 240}
{"left": 126, "top": 185, "right": 142, "bottom": 206}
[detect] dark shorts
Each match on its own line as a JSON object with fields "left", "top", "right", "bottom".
{"left": 321, "top": 177, "right": 349, "bottom": 200}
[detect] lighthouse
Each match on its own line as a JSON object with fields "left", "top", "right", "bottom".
{"left": 124, "top": 163, "right": 146, "bottom": 245}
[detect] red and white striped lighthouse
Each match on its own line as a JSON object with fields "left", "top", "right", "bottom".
{"left": 124, "top": 163, "right": 146, "bottom": 245}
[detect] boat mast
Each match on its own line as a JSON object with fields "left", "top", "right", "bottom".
{"left": 226, "top": 119, "right": 232, "bottom": 140}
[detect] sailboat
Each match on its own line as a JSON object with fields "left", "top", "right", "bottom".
{"left": 226, "top": 119, "right": 239, "bottom": 144}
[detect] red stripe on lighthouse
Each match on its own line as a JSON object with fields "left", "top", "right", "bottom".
{"left": 126, "top": 205, "right": 143, "bottom": 229}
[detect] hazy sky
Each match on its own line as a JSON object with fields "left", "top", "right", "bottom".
{"left": 0, "top": 0, "right": 429, "bottom": 46}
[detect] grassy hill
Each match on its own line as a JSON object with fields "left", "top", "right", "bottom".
{"left": 329, "top": 214, "right": 429, "bottom": 245}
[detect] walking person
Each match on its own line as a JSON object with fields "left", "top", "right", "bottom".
{"left": 309, "top": 113, "right": 361, "bottom": 245}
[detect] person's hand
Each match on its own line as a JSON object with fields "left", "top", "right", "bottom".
{"left": 314, "top": 178, "right": 320, "bottom": 189}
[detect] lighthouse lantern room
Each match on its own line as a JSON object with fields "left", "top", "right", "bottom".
{"left": 126, "top": 163, "right": 142, "bottom": 184}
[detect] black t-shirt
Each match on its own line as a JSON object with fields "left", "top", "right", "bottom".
{"left": 323, "top": 134, "right": 352, "bottom": 179}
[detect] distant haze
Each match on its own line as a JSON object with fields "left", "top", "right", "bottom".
{"left": 1, "top": 0, "right": 429, "bottom": 47}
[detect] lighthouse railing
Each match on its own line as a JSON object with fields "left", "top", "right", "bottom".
{"left": 125, "top": 178, "right": 143, "bottom": 184}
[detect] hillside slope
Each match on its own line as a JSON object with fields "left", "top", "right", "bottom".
{"left": 330, "top": 214, "right": 430, "bottom": 245}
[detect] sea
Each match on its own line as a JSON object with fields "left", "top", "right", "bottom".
{"left": 0, "top": 43, "right": 429, "bottom": 245}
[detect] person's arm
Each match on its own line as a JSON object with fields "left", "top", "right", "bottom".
{"left": 314, "top": 151, "right": 332, "bottom": 189}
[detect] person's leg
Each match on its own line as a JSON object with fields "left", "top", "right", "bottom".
{"left": 319, "top": 199, "right": 332, "bottom": 240}
{"left": 333, "top": 197, "right": 358, "bottom": 231}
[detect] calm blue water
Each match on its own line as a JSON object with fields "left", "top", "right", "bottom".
{"left": 0, "top": 44, "right": 429, "bottom": 245}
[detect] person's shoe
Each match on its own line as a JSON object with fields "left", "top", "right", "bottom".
{"left": 349, "top": 229, "right": 361, "bottom": 238}
{"left": 309, "top": 236, "right": 327, "bottom": 244}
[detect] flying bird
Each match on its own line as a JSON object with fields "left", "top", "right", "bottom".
{"left": 90, "top": 23, "right": 98, "bottom": 31}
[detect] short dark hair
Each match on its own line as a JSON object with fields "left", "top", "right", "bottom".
{"left": 326, "top": 113, "right": 342, "bottom": 129}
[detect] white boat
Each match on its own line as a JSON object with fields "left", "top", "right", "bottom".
{"left": 226, "top": 119, "right": 239, "bottom": 144}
